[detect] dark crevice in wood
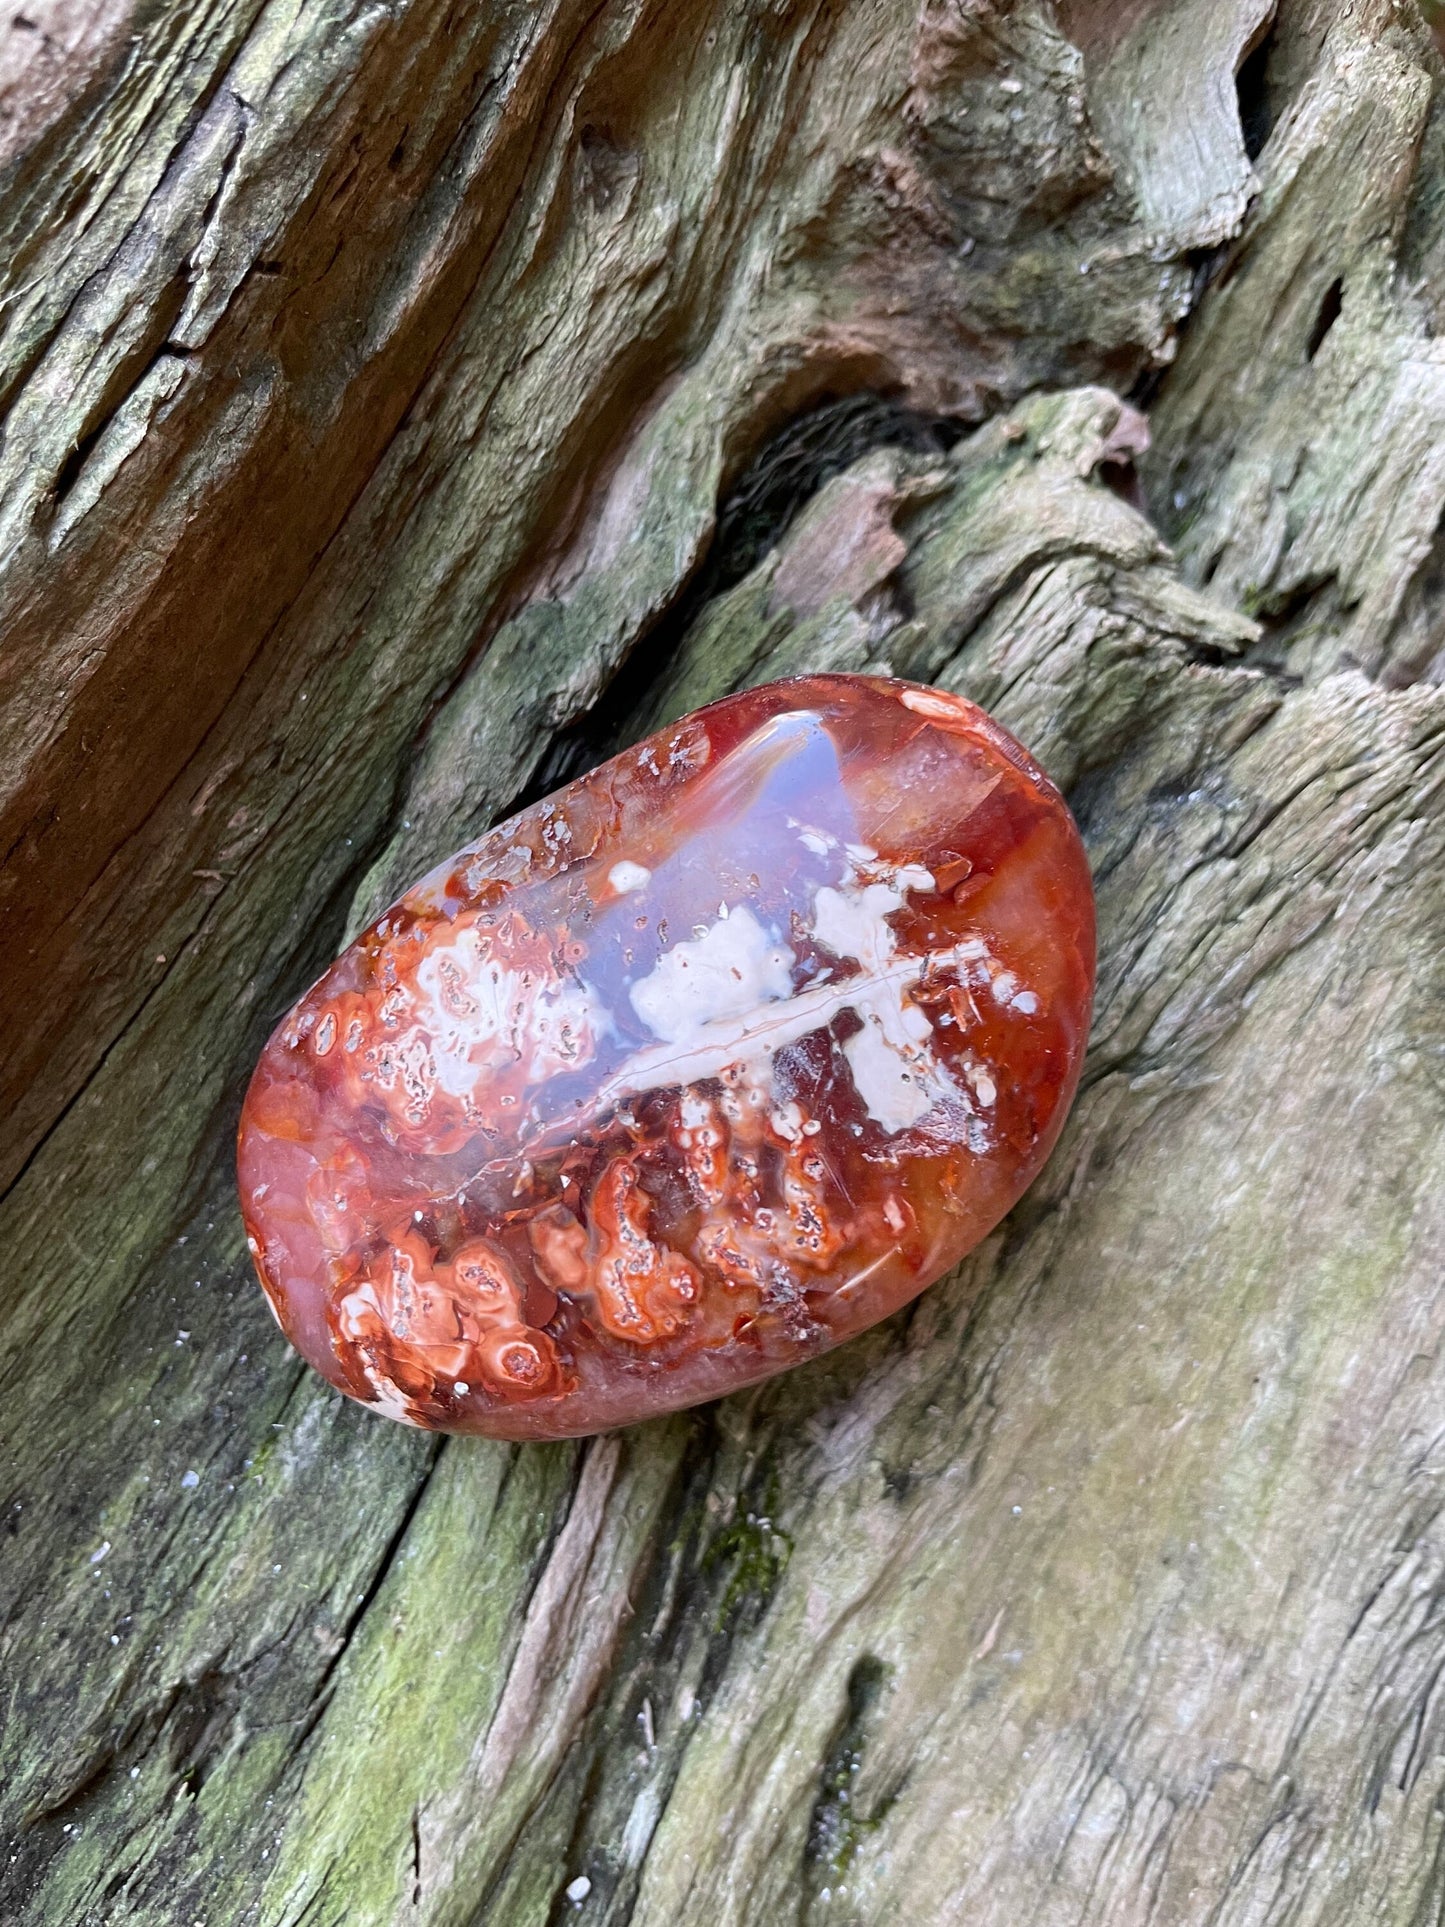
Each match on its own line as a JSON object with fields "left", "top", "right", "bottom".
{"left": 1307, "top": 276, "right": 1345, "bottom": 360}
{"left": 505, "top": 391, "right": 966, "bottom": 817}
{"left": 704, "top": 394, "right": 964, "bottom": 595}
{"left": 1382, "top": 498, "right": 1445, "bottom": 688}
{"left": 168, "top": 1665, "right": 241, "bottom": 1799}
{"left": 531, "top": 1412, "right": 808, "bottom": 1925}
{"left": 1130, "top": 239, "right": 1239, "bottom": 419}
{"left": 1098, "top": 455, "right": 1146, "bottom": 512}
{"left": 48, "top": 273, "right": 191, "bottom": 509}
{"left": 1127, "top": 360, "right": 1170, "bottom": 414}
{"left": 1235, "top": 22, "right": 1276, "bottom": 165}
{"left": 1237, "top": 574, "right": 1337, "bottom": 683}
{"left": 0, "top": 0, "right": 264, "bottom": 427}
{"left": 1254, "top": 576, "right": 1336, "bottom": 635}
{"left": 1127, "top": 10, "right": 1285, "bottom": 452}
{"left": 800, "top": 1654, "right": 897, "bottom": 1922}
{"left": 289, "top": 1438, "right": 448, "bottom": 1763}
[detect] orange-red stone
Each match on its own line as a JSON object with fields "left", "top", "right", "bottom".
{"left": 238, "top": 675, "right": 1094, "bottom": 1439}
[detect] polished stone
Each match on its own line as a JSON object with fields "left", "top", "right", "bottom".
{"left": 238, "top": 675, "right": 1095, "bottom": 1438}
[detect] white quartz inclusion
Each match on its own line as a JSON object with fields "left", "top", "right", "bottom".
{"left": 609, "top": 860, "right": 651, "bottom": 894}
{"left": 812, "top": 866, "right": 955, "bottom": 1131}
{"left": 843, "top": 997, "right": 949, "bottom": 1134}
{"left": 629, "top": 904, "right": 795, "bottom": 1045}
{"left": 606, "top": 859, "right": 970, "bottom": 1135}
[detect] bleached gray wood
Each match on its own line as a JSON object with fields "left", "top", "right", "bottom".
{"left": 3, "top": 2, "right": 1445, "bottom": 1923}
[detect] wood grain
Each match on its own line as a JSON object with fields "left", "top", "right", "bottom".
{"left": 3, "top": 2, "right": 1444, "bottom": 1922}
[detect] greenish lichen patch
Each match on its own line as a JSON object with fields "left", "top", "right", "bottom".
{"left": 802, "top": 1654, "right": 898, "bottom": 1916}
{"left": 703, "top": 1473, "right": 795, "bottom": 1638}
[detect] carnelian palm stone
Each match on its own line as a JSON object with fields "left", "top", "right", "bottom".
{"left": 238, "top": 675, "right": 1094, "bottom": 1440}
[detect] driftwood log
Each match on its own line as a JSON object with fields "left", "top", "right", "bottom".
{"left": 5, "top": 0, "right": 1445, "bottom": 1921}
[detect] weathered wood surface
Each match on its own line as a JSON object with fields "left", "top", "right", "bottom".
{"left": 4, "top": 0, "right": 1445, "bottom": 1921}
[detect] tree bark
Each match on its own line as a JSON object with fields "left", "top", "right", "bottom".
{"left": 4, "top": 0, "right": 1445, "bottom": 1922}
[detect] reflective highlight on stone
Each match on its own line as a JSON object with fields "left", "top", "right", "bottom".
{"left": 238, "top": 676, "right": 1095, "bottom": 1439}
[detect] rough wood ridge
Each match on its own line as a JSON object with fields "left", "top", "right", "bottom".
{"left": 3, "top": 0, "right": 1445, "bottom": 1922}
